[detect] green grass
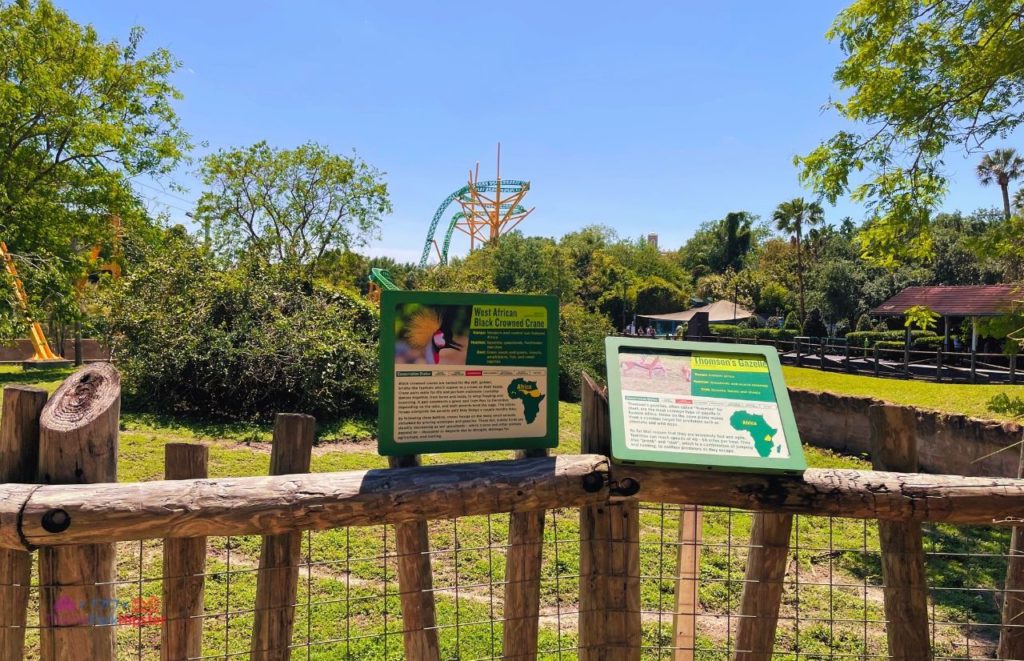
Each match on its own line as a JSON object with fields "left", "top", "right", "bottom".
{"left": 784, "top": 365, "right": 1024, "bottom": 420}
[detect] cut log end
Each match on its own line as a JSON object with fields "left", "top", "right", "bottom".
{"left": 39, "top": 364, "right": 120, "bottom": 432}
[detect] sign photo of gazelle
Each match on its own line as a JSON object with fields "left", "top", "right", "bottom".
{"left": 606, "top": 338, "right": 806, "bottom": 474}
{"left": 378, "top": 291, "right": 559, "bottom": 455}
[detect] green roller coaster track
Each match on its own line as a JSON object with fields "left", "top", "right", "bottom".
{"left": 369, "top": 267, "right": 400, "bottom": 292}
{"left": 419, "top": 180, "right": 530, "bottom": 268}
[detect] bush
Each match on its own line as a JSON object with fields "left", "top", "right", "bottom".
{"left": 784, "top": 311, "right": 801, "bottom": 331}
{"left": 107, "top": 237, "right": 379, "bottom": 421}
{"left": 803, "top": 308, "right": 827, "bottom": 339}
{"left": 855, "top": 313, "right": 873, "bottom": 332}
{"left": 559, "top": 303, "right": 615, "bottom": 402}
{"left": 709, "top": 325, "right": 797, "bottom": 341}
{"left": 876, "top": 336, "right": 942, "bottom": 352}
{"left": 834, "top": 319, "right": 851, "bottom": 337}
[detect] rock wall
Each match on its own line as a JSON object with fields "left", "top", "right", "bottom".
{"left": 789, "top": 388, "right": 1022, "bottom": 477}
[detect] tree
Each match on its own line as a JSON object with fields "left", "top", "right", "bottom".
{"left": 977, "top": 148, "right": 1024, "bottom": 220}
{"left": 196, "top": 141, "right": 391, "bottom": 271}
{"left": 797, "top": 0, "right": 1024, "bottom": 265}
{"left": 772, "top": 197, "right": 823, "bottom": 322}
{"left": 718, "top": 211, "right": 754, "bottom": 271}
{"left": 0, "top": 0, "right": 189, "bottom": 334}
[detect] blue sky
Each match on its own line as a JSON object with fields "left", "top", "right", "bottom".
{"left": 63, "top": 1, "right": 1015, "bottom": 262}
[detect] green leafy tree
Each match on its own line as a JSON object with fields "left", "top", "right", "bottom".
{"left": 196, "top": 141, "right": 391, "bottom": 271}
{"left": 558, "top": 303, "right": 616, "bottom": 402}
{"left": 797, "top": 0, "right": 1024, "bottom": 265}
{"left": 904, "top": 305, "right": 940, "bottom": 333}
{"left": 977, "top": 148, "right": 1024, "bottom": 220}
{"left": 758, "top": 281, "right": 793, "bottom": 317}
{"left": 784, "top": 311, "right": 802, "bottom": 332}
{"left": 1014, "top": 187, "right": 1024, "bottom": 213}
{"left": 803, "top": 308, "right": 828, "bottom": 338}
{"left": 0, "top": 0, "right": 189, "bottom": 335}
{"left": 772, "top": 197, "right": 823, "bottom": 322}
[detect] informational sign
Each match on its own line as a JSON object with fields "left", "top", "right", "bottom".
{"left": 605, "top": 337, "right": 806, "bottom": 473}
{"left": 378, "top": 290, "right": 559, "bottom": 455}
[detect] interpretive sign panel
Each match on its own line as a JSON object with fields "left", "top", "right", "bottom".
{"left": 605, "top": 337, "right": 806, "bottom": 473}
{"left": 378, "top": 290, "right": 559, "bottom": 455}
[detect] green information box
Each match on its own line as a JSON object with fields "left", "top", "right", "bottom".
{"left": 378, "top": 290, "right": 559, "bottom": 456}
{"left": 605, "top": 337, "right": 806, "bottom": 474}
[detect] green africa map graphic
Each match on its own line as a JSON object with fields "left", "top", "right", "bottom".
{"left": 507, "top": 378, "right": 545, "bottom": 423}
{"left": 729, "top": 410, "right": 778, "bottom": 458}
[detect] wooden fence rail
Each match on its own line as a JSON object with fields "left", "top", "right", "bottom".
{"left": 6, "top": 367, "right": 1024, "bottom": 660}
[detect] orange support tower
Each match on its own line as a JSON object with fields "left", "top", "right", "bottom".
{"left": 1, "top": 241, "right": 67, "bottom": 365}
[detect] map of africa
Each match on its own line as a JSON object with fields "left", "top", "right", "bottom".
{"left": 729, "top": 410, "right": 777, "bottom": 458}
{"left": 507, "top": 378, "right": 545, "bottom": 424}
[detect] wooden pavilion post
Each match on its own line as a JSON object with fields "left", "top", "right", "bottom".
{"left": 0, "top": 385, "right": 47, "bottom": 661}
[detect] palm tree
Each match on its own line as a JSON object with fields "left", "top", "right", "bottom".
{"left": 772, "top": 197, "right": 824, "bottom": 322}
{"left": 1014, "top": 187, "right": 1024, "bottom": 214}
{"left": 977, "top": 148, "right": 1024, "bottom": 219}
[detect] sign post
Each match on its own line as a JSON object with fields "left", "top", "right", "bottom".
{"left": 605, "top": 337, "right": 805, "bottom": 473}
{"left": 378, "top": 291, "right": 559, "bottom": 455}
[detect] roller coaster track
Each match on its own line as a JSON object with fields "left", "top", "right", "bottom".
{"left": 419, "top": 179, "right": 530, "bottom": 267}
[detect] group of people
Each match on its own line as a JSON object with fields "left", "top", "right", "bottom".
{"left": 624, "top": 323, "right": 659, "bottom": 338}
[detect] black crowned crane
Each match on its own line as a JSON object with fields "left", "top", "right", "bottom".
{"left": 405, "top": 306, "right": 464, "bottom": 364}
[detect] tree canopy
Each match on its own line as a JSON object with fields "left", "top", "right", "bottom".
{"left": 796, "top": 0, "right": 1024, "bottom": 265}
{"left": 196, "top": 141, "right": 391, "bottom": 271}
{"left": 0, "top": 0, "right": 189, "bottom": 336}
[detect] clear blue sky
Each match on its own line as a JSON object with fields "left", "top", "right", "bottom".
{"left": 62, "top": 1, "right": 1015, "bottom": 262}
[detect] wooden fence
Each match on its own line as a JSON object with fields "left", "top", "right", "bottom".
{"left": 636, "top": 334, "right": 1020, "bottom": 385}
{"left": 2, "top": 364, "right": 1024, "bottom": 659}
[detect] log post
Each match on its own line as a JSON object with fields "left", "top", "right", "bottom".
{"left": 970, "top": 346, "right": 977, "bottom": 384}
{"left": 161, "top": 443, "right": 209, "bottom": 661}
{"left": 0, "top": 386, "right": 47, "bottom": 661}
{"left": 936, "top": 349, "right": 943, "bottom": 383}
{"left": 844, "top": 342, "right": 851, "bottom": 373}
{"left": 734, "top": 513, "right": 793, "bottom": 660}
{"left": 250, "top": 414, "right": 314, "bottom": 661}
{"left": 874, "top": 344, "right": 880, "bottom": 378}
{"left": 388, "top": 453, "right": 440, "bottom": 661}
{"left": 999, "top": 435, "right": 1024, "bottom": 659}
{"left": 869, "top": 404, "right": 932, "bottom": 661}
{"left": 671, "top": 506, "right": 702, "bottom": 661}
{"left": 37, "top": 364, "right": 120, "bottom": 661}
{"left": 579, "top": 373, "right": 640, "bottom": 661}
{"left": 503, "top": 447, "right": 549, "bottom": 660}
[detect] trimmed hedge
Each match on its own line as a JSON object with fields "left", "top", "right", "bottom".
{"left": 708, "top": 325, "right": 798, "bottom": 341}
{"left": 845, "top": 330, "right": 938, "bottom": 346}
{"left": 876, "top": 337, "right": 943, "bottom": 352}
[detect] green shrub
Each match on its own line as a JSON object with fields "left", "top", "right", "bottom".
{"left": 803, "top": 308, "right": 827, "bottom": 339}
{"left": 106, "top": 237, "right": 379, "bottom": 421}
{"left": 709, "top": 325, "right": 797, "bottom": 341}
{"left": 834, "top": 319, "right": 851, "bottom": 337}
{"left": 855, "top": 313, "right": 873, "bottom": 332}
{"left": 559, "top": 303, "right": 614, "bottom": 402}
{"left": 784, "top": 311, "right": 801, "bottom": 331}
{"left": 876, "top": 336, "right": 942, "bottom": 351}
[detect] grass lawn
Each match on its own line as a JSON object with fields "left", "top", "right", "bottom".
{"left": 784, "top": 365, "right": 1024, "bottom": 421}
{"left": 0, "top": 363, "right": 1011, "bottom": 658}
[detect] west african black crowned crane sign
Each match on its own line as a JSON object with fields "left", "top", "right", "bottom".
{"left": 378, "top": 291, "right": 559, "bottom": 455}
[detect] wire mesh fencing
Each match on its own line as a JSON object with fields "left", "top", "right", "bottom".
{"left": 13, "top": 502, "right": 1019, "bottom": 659}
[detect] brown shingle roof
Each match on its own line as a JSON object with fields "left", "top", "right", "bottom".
{"left": 870, "top": 285, "right": 1023, "bottom": 317}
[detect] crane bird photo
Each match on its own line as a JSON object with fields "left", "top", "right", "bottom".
{"left": 398, "top": 305, "right": 469, "bottom": 365}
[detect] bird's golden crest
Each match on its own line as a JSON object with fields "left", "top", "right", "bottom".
{"left": 405, "top": 307, "right": 441, "bottom": 349}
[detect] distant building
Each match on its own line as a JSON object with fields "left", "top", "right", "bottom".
{"left": 646, "top": 233, "right": 658, "bottom": 249}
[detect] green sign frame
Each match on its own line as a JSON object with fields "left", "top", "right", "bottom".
{"left": 378, "top": 290, "right": 559, "bottom": 456}
{"left": 605, "top": 337, "right": 806, "bottom": 474}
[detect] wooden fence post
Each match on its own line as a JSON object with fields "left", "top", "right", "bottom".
{"left": 999, "top": 435, "right": 1024, "bottom": 659}
{"left": 794, "top": 339, "right": 802, "bottom": 368}
{"left": 0, "top": 385, "right": 47, "bottom": 661}
{"left": 389, "top": 453, "right": 440, "bottom": 661}
{"left": 844, "top": 342, "right": 851, "bottom": 373}
{"left": 250, "top": 414, "right": 314, "bottom": 661}
{"left": 38, "top": 364, "right": 120, "bottom": 661}
{"left": 579, "top": 373, "right": 641, "bottom": 661}
{"left": 504, "top": 447, "right": 549, "bottom": 660}
{"left": 874, "top": 345, "right": 880, "bottom": 378}
{"left": 818, "top": 341, "right": 825, "bottom": 371}
{"left": 970, "top": 346, "right": 977, "bottom": 384}
{"left": 734, "top": 513, "right": 794, "bottom": 660}
{"left": 869, "top": 404, "right": 932, "bottom": 661}
{"left": 672, "top": 505, "right": 702, "bottom": 661}
{"left": 936, "top": 349, "right": 943, "bottom": 383}
{"left": 162, "top": 443, "right": 209, "bottom": 661}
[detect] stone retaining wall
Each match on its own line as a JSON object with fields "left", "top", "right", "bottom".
{"left": 789, "top": 388, "right": 1022, "bottom": 477}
